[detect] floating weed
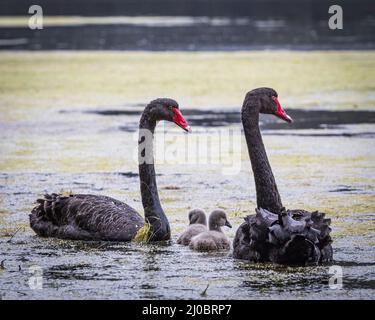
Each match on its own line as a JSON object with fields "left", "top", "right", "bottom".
{"left": 0, "top": 224, "right": 26, "bottom": 238}
{"left": 160, "top": 196, "right": 180, "bottom": 204}
{"left": 200, "top": 283, "right": 210, "bottom": 297}
{"left": 162, "top": 185, "right": 181, "bottom": 190}
{"left": 59, "top": 189, "right": 74, "bottom": 197}
{"left": 287, "top": 194, "right": 375, "bottom": 217}
{"left": 333, "top": 219, "right": 375, "bottom": 238}
{"left": 231, "top": 206, "right": 249, "bottom": 218}
{"left": 6, "top": 227, "right": 23, "bottom": 243}
{"left": 133, "top": 221, "right": 152, "bottom": 243}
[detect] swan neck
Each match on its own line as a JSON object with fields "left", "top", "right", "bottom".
{"left": 138, "top": 113, "right": 170, "bottom": 241}
{"left": 242, "top": 102, "right": 283, "bottom": 213}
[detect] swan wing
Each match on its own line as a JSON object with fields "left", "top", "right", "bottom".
{"left": 281, "top": 213, "right": 306, "bottom": 233}
{"left": 30, "top": 193, "right": 144, "bottom": 241}
{"left": 255, "top": 208, "right": 278, "bottom": 227}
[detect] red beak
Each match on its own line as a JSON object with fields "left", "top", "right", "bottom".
{"left": 172, "top": 107, "right": 191, "bottom": 132}
{"left": 272, "top": 96, "right": 293, "bottom": 123}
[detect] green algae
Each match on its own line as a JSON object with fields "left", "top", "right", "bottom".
{"left": 0, "top": 51, "right": 374, "bottom": 117}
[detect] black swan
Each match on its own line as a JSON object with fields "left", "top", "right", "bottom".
{"left": 30, "top": 98, "right": 191, "bottom": 242}
{"left": 232, "top": 88, "right": 333, "bottom": 265}
{"left": 177, "top": 209, "right": 207, "bottom": 245}
{"left": 189, "top": 209, "right": 232, "bottom": 251}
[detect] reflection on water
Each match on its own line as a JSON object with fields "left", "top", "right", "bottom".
{"left": 0, "top": 106, "right": 374, "bottom": 299}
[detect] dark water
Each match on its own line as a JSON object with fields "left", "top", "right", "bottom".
{"left": 84, "top": 107, "right": 375, "bottom": 135}
{"left": 0, "top": 0, "right": 374, "bottom": 50}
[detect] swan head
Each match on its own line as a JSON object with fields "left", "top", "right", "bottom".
{"left": 147, "top": 98, "right": 191, "bottom": 132}
{"left": 209, "top": 209, "right": 232, "bottom": 231}
{"left": 188, "top": 209, "right": 207, "bottom": 226}
{"left": 245, "top": 87, "right": 293, "bottom": 123}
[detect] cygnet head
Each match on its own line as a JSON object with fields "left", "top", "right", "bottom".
{"left": 209, "top": 209, "right": 232, "bottom": 231}
{"left": 188, "top": 209, "right": 207, "bottom": 226}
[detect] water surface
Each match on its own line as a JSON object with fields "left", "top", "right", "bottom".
{"left": 0, "top": 106, "right": 374, "bottom": 299}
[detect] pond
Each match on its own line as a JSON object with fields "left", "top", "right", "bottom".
{"left": 0, "top": 104, "right": 374, "bottom": 299}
